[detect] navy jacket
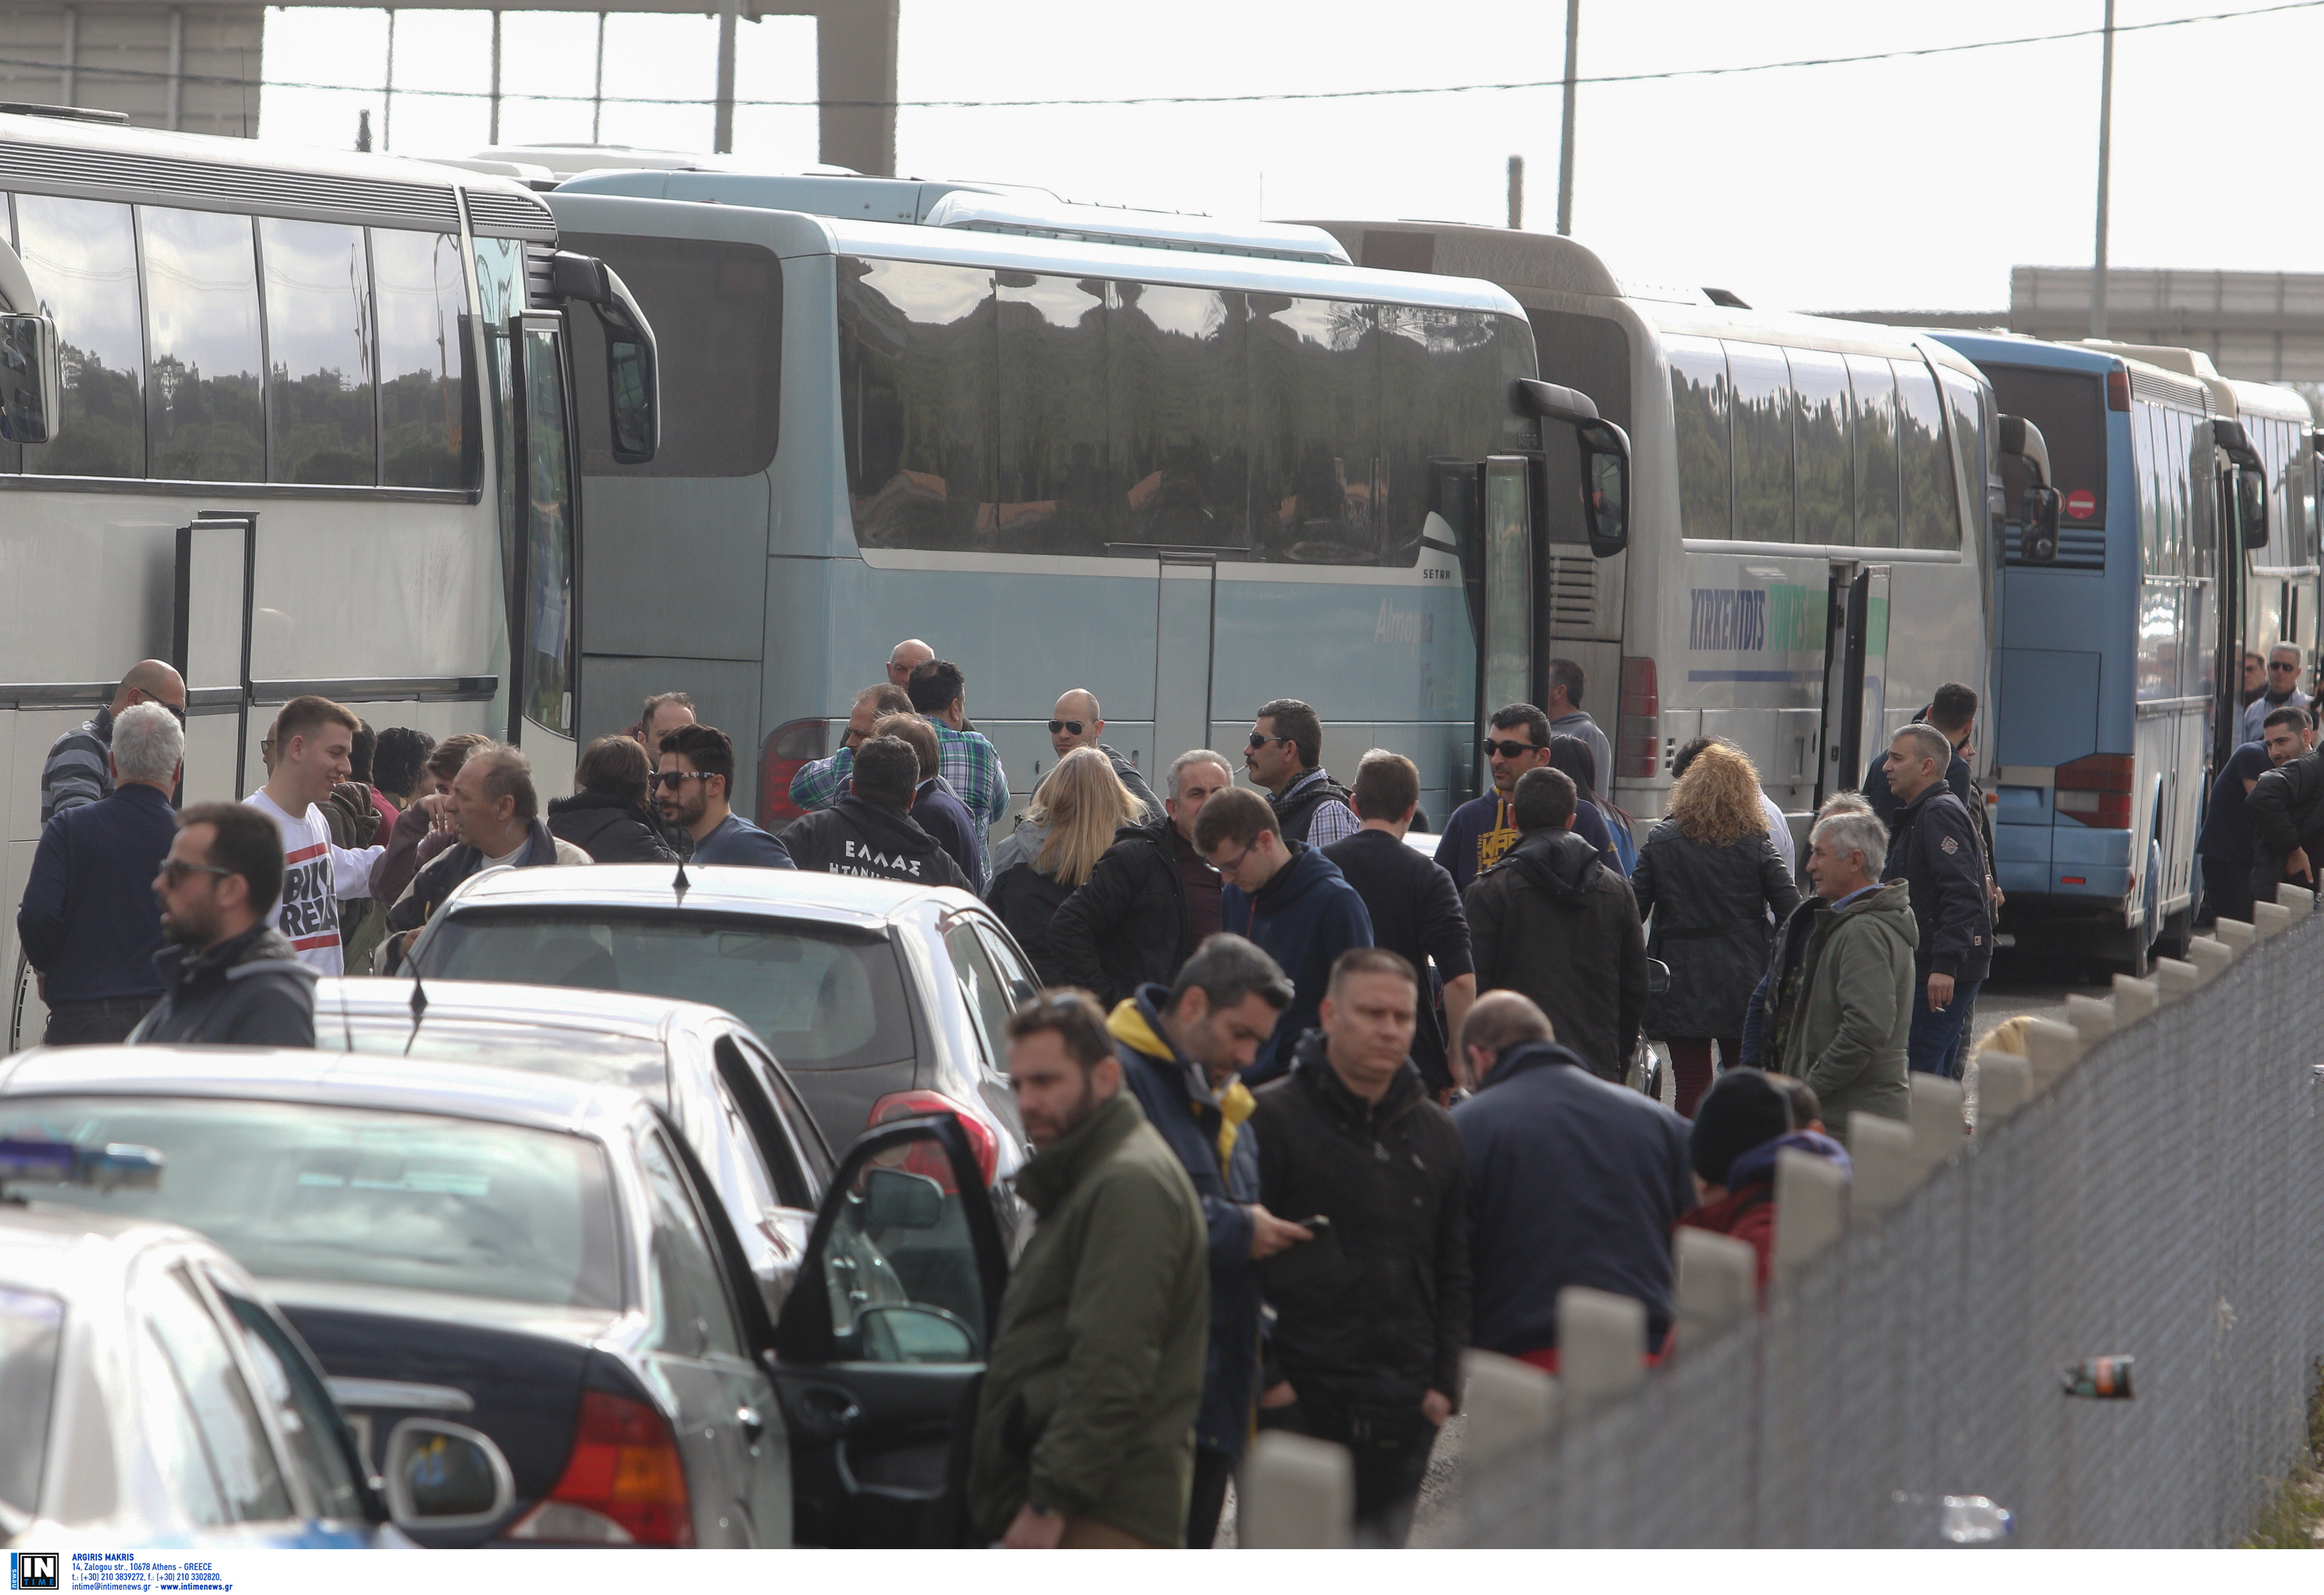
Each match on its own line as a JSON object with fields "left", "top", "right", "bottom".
{"left": 911, "top": 777, "right": 986, "bottom": 894}
{"left": 1451, "top": 1039, "right": 1695, "bottom": 1354}
{"left": 1881, "top": 786, "right": 1992, "bottom": 984}
{"left": 1220, "top": 842, "right": 1374, "bottom": 1084}
{"left": 1112, "top": 984, "right": 1263, "bottom": 1458}
{"left": 1861, "top": 745, "right": 1972, "bottom": 828}
{"left": 17, "top": 782, "right": 178, "bottom": 1002}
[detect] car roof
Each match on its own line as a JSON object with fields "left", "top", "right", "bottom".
{"left": 315, "top": 977, "right": 739, "bottom": 1042}
{"left": 435, "top": 862, "right": 977, "bottom": 929}
{"left": 0, "top": 1045, "right": 646, "bottom": 1137}
{"left": 0, "top": 1206, "right": 219, "bottom": 1293}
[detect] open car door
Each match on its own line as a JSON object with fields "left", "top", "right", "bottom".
{"left": 770, "top": 1113, "right": 1010, "bottom": 1547}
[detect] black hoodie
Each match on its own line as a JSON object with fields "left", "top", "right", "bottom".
{"left": 1462, "top": 826, "right": 1648, "bottom": 1081}
{"left": 546, "top": 789, "right": 681, "bottom": 864}
{"left": 777, "top": 796, "right": 972, "bottom": 890}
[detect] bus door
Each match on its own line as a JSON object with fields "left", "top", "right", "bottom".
{"left": 172, "top": 513, "right": 257, "bottom": 803}
{"left": 1429, "top": 456, "right": 1531, "bottom": 804}
{"left": 2206, "top": 419, "right": 2265, "bottom": 773}
{"left": 1153, "top": 553, "right": 1217, "bottom": 780}
{"left": 507, "top": 313, "right": 580, "bottom": 782}
{"left": 1813, "top": 560, "right": 1876, "bottom": 812}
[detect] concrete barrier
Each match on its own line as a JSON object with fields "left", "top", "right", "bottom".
{"left": 1238, "top": 1430, "right": 1354, "bottom": 1549}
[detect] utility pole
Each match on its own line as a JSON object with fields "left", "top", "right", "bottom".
{"left": 1507, "top": 156, "right": 1523, "bottom": 230}
{"left": 1556, "top": 0, "right": 1579, "bottom": 235}
{"left": 2091, "top": 0, "right": 2115, "bottom": 338}
{"left": 382, "top": 8, "right": 395, "bottom": 151}
{"left": 714, "top": 0, "right": 738, "bottom": 154}
{"left": 591, "top": 12, "right": 607, "bottom": 143}
{"left": 487, "top": 9, "right": 502, "bottom": 145}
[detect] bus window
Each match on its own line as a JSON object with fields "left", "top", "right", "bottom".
{"left": 1942, "top": 369, "right": 1983, "bottom": 546}
{"left": 261, "top": 219, "right": 375, "bottom": 485}
{"left": 1665, "top": 334, "right": 1729, "bottom": 540}
{"left": 1379, "top": 306, "right": 1523, "bottom": 560}
{"left": 1727, "top": 341, "right": 1793, "bottom": 544}
{"left": 992, "top": 272, "right": 1108, "bottom": 556}
{"left": 1848, "top": 355, "right": 1899, "bottom": 549}
{"left": 520, "top": 323, "right": 574, "bottom": 736}
{"left": 374, "top": 230, "right": 470, "bottom": 489}
{"left": 1791, "top": 347, "right": 1851, "bottom": 547}
{"left": 838, "top": 256, "right": 995, "bottom": 552}
{"left": 1108, "top": 281, "right": 1247, "bottom": 553}
{"left": 1248, "top": 295, "right": 1380, "bottom": 565}
{"left": 141, "top": 207, "right": 263, "bottom": 483}
{"left": 1895, "top": 358, "right": 1955, "bottom": 551}
{"left": 18, "top": 194, "right": 143, "bottom": 479}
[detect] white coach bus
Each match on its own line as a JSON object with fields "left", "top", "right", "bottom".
{"left": 0, "top": 106, "right": 655, "bottom": 1040}
{"left": 1303, "top": 221, "right": 2017, "bottom": 826}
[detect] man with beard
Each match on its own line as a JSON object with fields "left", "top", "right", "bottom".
{"left": 655, "top": 723, "right": 795, "bottom": 868}
{"left": 130, "top": 802, "right": 316, "bottom": 1046}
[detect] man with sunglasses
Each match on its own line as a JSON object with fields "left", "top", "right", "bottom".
{"left": 130, "top": 801, "right": 315, "bottom": 1047}
{"left": 1047, "top": 689, "right": 1161, "bottom": 822}
{"left": 656, "top": 724, "right": 795, "bottom": 868}
{"left": 2240, "top": 642, "right": 2311, "bottom": 746}
{"left": 1245, "top": 698, "right": 1358, "bottom": 848}
{"left": 41, "top": 658, "right": 187, "bottom": 826}
{"left": 1435, "top": 704, "right": 1556, "bottom": 895}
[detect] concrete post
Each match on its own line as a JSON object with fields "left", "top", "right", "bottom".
{"left": 60, "top": 5, "right": 76, "bottom": 106}
{"left": 1237, "top": 1430, "right": 1353, "bottom": 1549}
{"left": 1557, "top": 1286, "right": 1646, "bottom": 1414}
{"left": 2187, "top": 935, "right": 2234, "bottom": 982}
{"left": 2023, "top": 1017, "right": 2083, "bottom": 1093}
{"left": 1773, "top": 1148, "right": 1845, "bottom": 1281}
{"left": 1673, "top": 1227, "right": 1756, "bottom": 1348}
{"left": 167, "top": 6, "right": 184, "bottom": 130}
{"left": 2278, "top": 883, "right": 2316, "bottom": 924}
{"left": 817, "top": 0, "right": 898, "bottom": 176}
{"left": 2153, "top": 956, "right": 2199, "bottom": 1000}
{"left": 714, "top": 0, "right": 738, "bottom": 154}
{"left": 2253, "top": 900, "right": 2292, "bottom": 939}
{"left": 2111, "top": 973, "right": 2157, "bottom": 1023}
{"left": 2214, "top": 917, "right": 2256, "bottom": 953}
{"left": 1975, "top": 1053, "right": 2030, "bottom": 1128}
{"left": 2064, "top": 993, "right": 2115, "bottom": 1045}
{"left": 1908, "top": 1073, "right": 1966, "bottom": 1168}
{"left": 488, "top": 9, "right": 502, "bottom": 144}
{"left": 1462, "top": 1348, "right": 1556, "bottom": 1472}
{"left": 1848, "top": 1113, "right": 1918, "bottom": 1219}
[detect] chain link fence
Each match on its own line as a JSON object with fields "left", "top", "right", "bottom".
{"left": 1450, "top": 914, "right": 2324, "bottom": 1548}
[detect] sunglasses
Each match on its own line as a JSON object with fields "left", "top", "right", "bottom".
{"left": 1247, "top": 732, "right": 1292, "bottom": 750}
{"left": 159, "top": 858, "right": 232, "bottom": 886}
{"left": 652, "top": 769, "right": 715, "bottom": 788}
{"left": 2272, "top": 662, "right": 2301, "bottom": 673}
{"left": 1048, "top": 720, "right": 1086, "bottom": 736}
{"left": 1482, "top": 737, "right": 1543, "bottom": 760}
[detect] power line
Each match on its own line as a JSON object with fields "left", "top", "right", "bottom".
{"left": 6, "top": 0, "right": 2320, "bottom": 110}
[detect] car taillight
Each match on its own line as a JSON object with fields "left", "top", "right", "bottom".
{"left": 1617, "top": 655, "right": 1661, "bottom": 779}
{"left": 2054, "top": 753, "right": 2134, "bottom": 830}
{"left": 870, "top": 1090, "right": 1001, "bottom": 1190}
{"left": 508, "top": 1389, "right": 693, "bottom": 1547}
{"left": 759, "top": 718, "right": 829, "bottom": 830}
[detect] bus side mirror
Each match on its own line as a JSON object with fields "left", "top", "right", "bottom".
{"left": 2239, "top": 467, "right": 2269, "bottom": 548}
{"left": 0, "top": 312, "right": 60, "bottom": 445}
{"left": 2021, "top": 483, "right": 2061, "bottom": 563}
{"left": 551, "top": 251, "right": 659, "bottom": 465}
{"left": 1578, "top": 418, "right": 1630, "bottom": 558}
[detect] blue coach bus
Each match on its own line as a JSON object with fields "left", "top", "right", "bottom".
{"left": 1932, "top": 332, "right": 2313, "bottom": 970}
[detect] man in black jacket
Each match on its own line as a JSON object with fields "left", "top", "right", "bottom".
{"left": 1048, "top": 751, "right": 1232, "bottom": 1008}
{"left": 1323, "top": 751, "right": 1475, "bottom": 1096}
{"left": 1250, "top": 947, "right": 1469, "bottom": 1547}
{"left": 2248, "top": 718, "right": 2324, "bottom": 905}
{"left": 1879, "top": 724, "right": 1991, "bottom": 1079}
{"left": 382, "top": 747, "right": 591, "bottom": 969}
{"left": 132, "top": 802, "right": 316, "bottom": 1047}
{"left": 1462, "top": 766, "right": 1647, "bottom": 1083}
{"left": 777, "top": 737, "right": 972, "bottom": 889}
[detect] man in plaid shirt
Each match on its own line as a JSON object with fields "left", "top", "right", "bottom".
{"left": 790, "top": 660, "right": 1008, "bottom": 873}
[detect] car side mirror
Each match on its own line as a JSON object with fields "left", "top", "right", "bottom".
{"left": 854, "top": 1302, "right": 977, "bottom": 1364}
{"left": 0, "top": 312, "right": 60, "bottom": 445}
{"left": 2021, "top": 483, "right": 2062, "bottom": 564}
{"left": 860, "top": 1165, "right": 946, "bottom": 1229}
{"left": 383, "top": 1419, "right": 513, "bottom": 1529}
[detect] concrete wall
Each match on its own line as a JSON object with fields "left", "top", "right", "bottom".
{"left": 0, "top": 4, "right": 263, "bottom": 137}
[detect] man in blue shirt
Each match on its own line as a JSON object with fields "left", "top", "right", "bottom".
{"left": 17, "top": 702, "right": 184, "bottom": 1043}
{"left": 657, "top": 724, "right": 795, "bottom": 868}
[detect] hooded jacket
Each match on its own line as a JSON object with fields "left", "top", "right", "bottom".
{"left": 1462, "top": 826, "right": 1647, "bottom": 1080}
{"left": 966, "top": 1087, "right": 1208, "bottom": 1547}
{"left": 1220, "top": 842, "right": 1375, "bottom": 1084}
{"left": 1249, "top": 1031, "right": 1469, "bottom": 1412}
{"left": 1764, "top": 884, "right": 1915, "bottom": 1138}
{"left": 385, "top": 818, "right": 591, "bottom": 937}
{"left": 1881, "top": 785, "right": 1992, "bottom": 985}
{"left": 1452, "top": 1039, "right": 1692, "bottom": 1355}
{"left": 1630, "top": 817, "right": 1799, "bottom": 1039}
{"left": 1108, "top": 989, "right": 1264, "bottom": 1458}
{"left": 778, "top": 797, "right": 972, "bottom": 890}
{"left": 545, "top": 789, "right": 680, "bottom": 864}
{"left": 129, "top": 924, "right": 318, "bottom": 1048}
{"left": 1675, "top": 1130, "right": 1851, "bottom": 1292}
{"left": 1048, "top": 816, "right": 1205, "bottom": 1010}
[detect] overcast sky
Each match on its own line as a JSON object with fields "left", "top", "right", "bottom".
{"left": 257, "top": 0, "right": 2324, "bottom": 312}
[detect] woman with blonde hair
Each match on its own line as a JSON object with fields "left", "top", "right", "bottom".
{"left": 1631, "top": 742, "right": 1802, "bottom": 1117}
{"left": 986, "top": 746, "right": 1145, "bottom": 986}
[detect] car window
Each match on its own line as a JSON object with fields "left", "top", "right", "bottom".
{"left": 740, "top": 1034, "right": 836, "bottom": 1194}
{"left": 210, "top": 1279, "right": 365, "bottom": 1523}
{"left": 340, "top": 1018, "right": 669, "bottom": 1101}
{"left": 975, "top": 921, "right": 1040, "bottom": 1008}
{"left": 705, "top": 1046, "right": 792, "bottom": 1217}
{"left": 943, "top": 922, "right": 1017, "bottom": 1070}
{"left": 0, "top": 1286, "right": 63, "bottom": 1525}
{"left": 818, "top": 1126, "right": 989, "bottom": 1363}
{"left": 138, "top": 1266, "right": 294, "bottom": 1524}
{"left": 637, "top": 1128, "right": 747, "bottom": 1359}
{"left": 0, "top": 1098, "right": 622, "bottom": 1310}
{"left": 713, "top": 1034, "right": 819, "bottom": 1208}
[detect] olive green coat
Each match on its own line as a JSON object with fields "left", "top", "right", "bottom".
{"left": 966, "top": 1087, "right": 1209, "bottom": 1547}
{"left": 1771, "top": 882, "right": 1916, "bottom": 1137}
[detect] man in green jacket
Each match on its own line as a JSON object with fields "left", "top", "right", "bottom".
{"left": 1756, "top": 808, "right": 1915, "bottom": 1138}
{"left": 968, "top": 991, "right": 1210, "bottom": 1549}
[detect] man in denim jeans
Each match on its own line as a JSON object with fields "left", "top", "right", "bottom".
{"left": 1878, "top": 724, "right": 1991, "bottom": 1078}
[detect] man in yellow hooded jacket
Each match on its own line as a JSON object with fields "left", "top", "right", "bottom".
{"left": 1105, "top": 933, "right": 1316, "bottom": 1549}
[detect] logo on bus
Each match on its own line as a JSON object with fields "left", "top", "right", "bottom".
{"left": 1689, "top": 587, "right": 1768, "bottom": 652}
{"left": 2065, "top": 489, "right": 2096, "bottom": 520}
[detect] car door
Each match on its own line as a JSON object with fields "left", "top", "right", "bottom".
{"left": 766, "top": 1114, "right": 1011, "bottom": 1548}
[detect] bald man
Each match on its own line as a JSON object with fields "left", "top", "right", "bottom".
{"left": 889, "top": 638, "right": 981, "bottom": 733}
{"left": 43, "top": 660, "right": 187, "bottom": 824}
{"left": 1050, "top": 688, "right": 1161, "bottom": 823}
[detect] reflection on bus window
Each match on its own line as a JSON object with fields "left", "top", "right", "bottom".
{"left": 1665, "top": 335, "right": 1729, "bottom": 540}
{"left": 1791, "top": 347, "right": 1851, "bottom": 546}
{"left": 1527, "top": 309, "right": 1631, "bottom": 545}
{"left": 1379, "top": 305, "right": 1525, "bottom": 562}
{"left": 373, "top": 229, "right": 468, "bottom": 489}
{"left": 141, "top": 207, "right": 263, "bottom": 483}
{"left": 1249, "top": 295, "right": 1377, "bottom": 565}
{"left": 262, "top": 219, "right": 375, "bottom": 485}
{"left": 1728, "top": 341, "right": 1793, "bottom": 544}
{"left": 19, "top": 194, "right": 143, "bottom": 478}
{"left": 1894, "top": 358, "right": 1956, "bottom": 551}
{"left": 474, "top": 236, "right": 524, "bottom": 631}
{"left": 841, "top": 256, "right": 995, "bottom": 552}
{"left": 993, "top": 273, "right": 1108, "bottom": 555}
{"left": 1109, "top": 281, "right": 1247, "bottom": 552}
{"left": 523, "top": 325, "right": 574, "bottom": 735}
{"left": 1848, "top": 354, "right": 1900, "bottom": 549}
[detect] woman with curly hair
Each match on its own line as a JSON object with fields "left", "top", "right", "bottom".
{"left": 1631, "top": 741, "right": 1801, "bottom": 1116}
{"left": 986, "top": 746, "right": 1145, "bottom": 987}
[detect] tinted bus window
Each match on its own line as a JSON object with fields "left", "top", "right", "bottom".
{"left": 141, "top": 207, "right": 263, "bottom": 482}
{"left": 992, "top": 272, "right": 1108, "bottom": 556}
{"left": 1529, "top": 308, "right": 1630, "bottom": 545}
{"left": 1985, "top": 366, "right": 2105, "bottom": 534}
{"left": 261, "top": 219, "right": 375, "bottom": 485}
{"left": 1849, "top": 354, "right": 1899, "bottom": 548}
{"left": 1894, "top": 358, "right": 1955, "bottom": 550}
{"left": 1249, "top": 295, "right": 1379, "bottom": 565}
{"left": 1791, "top": 346, "right": 1851, "bottom": 546}
{"left": 1107, "top": 281, "right": 1247, "bottom": 551}
{"left": 1728, "top": 341, "right": 1793, "bottom": 543}
{"left": 1942, "top": 369, "right": 1984, "bottom": 544}
{"left": 1380, "top": 306, "right": 1523, "bottom": 558}
{"left": 839, "top": 256, "right": 994, "bottom": 551}
{"left": 372, "top": 229, "right": 468, "bottom": 489}
{"left": 1666, "top": 334, "right": 1729, "bottom": 540}
{"left": 19, "top": 194, "right": 143, "bottom": 478}
{"left": 564, "top": 232, "right": 782, "bottom": 479}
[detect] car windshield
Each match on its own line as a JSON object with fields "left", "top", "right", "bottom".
{"left": 0, "top": 1100, "right": 620, "bottom": 1310}
{"left": 0, "top": 1285, "right": 63, "bottom": 1527}
{"left": 419, "top": 911, "right": 915, "bottom": 1072}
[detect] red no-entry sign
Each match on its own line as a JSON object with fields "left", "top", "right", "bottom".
{"left": 2065, "top": 489, "right": 2097, "bottom": 520}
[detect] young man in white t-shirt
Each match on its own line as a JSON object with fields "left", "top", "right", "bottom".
{"left": 245, "top": 695, "right": 385, "bottom": 975}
